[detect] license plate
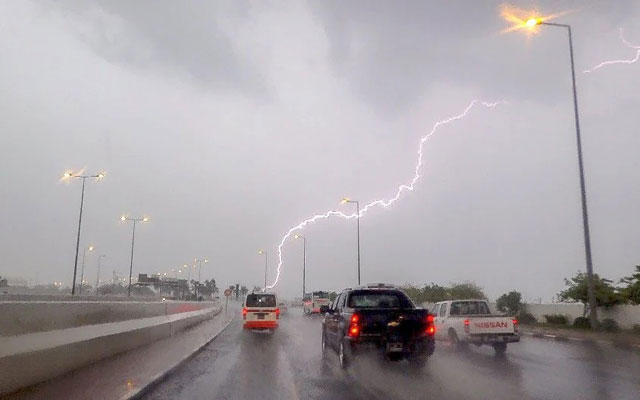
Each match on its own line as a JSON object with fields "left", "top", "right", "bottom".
{"left": 387, "top": 342, "right": 403, "bottom": 352}
{"left": 257, "top": 314, "right": 265, "bottom": 320}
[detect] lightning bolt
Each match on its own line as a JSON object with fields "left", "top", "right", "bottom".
{"left": 266, "top": 100, "right": 505, "bottom": 290}
{"left": 584, "top": 28, "right": 640, "bottom": 73}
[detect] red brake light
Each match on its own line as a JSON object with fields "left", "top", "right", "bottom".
{"left": 348, "top": 313, "right": 360, "bottom": 337}
{"left": 349, "top": 325, "right": 359, "bottom": 337}
{"left": 426, "top": 325, "right": 436, "bottom": 336}
{"left": 464, "top": 319, "right": 470, "bottom": 333}
{"left": 464, "top": 319, "right": 469, "bottom": 326}
{"left": 513, "top": 318, "right": 519, "bottom": 332}
{"left": 427, "top": 314, "right": 434, "bottom": 324}
{"left": 512, "top": 319, "right": 518, "bottom": 325}
{"left": 242, "top": 308, "right": 247, "bottom": 319}
{"left": 276, "top": 308, "right": 280, "bottom": 319}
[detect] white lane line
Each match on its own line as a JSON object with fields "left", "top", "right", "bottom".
{"left": 567, "top": 337, "right": 584, "bottom": 342}
{"left": 543, "top": 334, "right": 557, "bottom": 338}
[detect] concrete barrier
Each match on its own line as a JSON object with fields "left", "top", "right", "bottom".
{"left": 0, "top": 301, "right": 217, "bottom": 336}
{"left": 0, "top": 304, "right": 221, "bottom": 395}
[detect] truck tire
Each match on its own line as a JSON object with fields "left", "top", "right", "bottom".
{"left": 338, "top": 339, "right": 351, "bottom": 369}
{"left": 493, "top": 343, "right": 507, "bottom": 355}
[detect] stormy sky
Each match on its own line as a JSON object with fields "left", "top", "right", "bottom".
{"left": 1, "top": 0, "right": 639, "bottom": 301}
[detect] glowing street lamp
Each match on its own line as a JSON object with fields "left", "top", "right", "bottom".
{"left": 258, "top": 250, "right": 268, "bottom": 290}
{"left": 294, "top": 234, "right": 307, "bottom": 299}
{"left": 506, "top": 9, "right": 599, "bottom": 328}
{"left": 341, "top": 197, "right": 361, "bottom": 285}
{"left": 63, "top": 170, "right": 105, "bottom": 295}
{"left": 78, "top": 245, "right": 94, "bottom": 295}
{"left": 120, "top": 215, "right": 150, "bottom": 297}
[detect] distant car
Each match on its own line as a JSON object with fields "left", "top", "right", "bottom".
{"left": 303, "top": 291, "right": 330, "bottom": 315}
{"left": 321, "top": 284, "right": 435, "bottom": 369}
{"left": 432, "top": 299, "right": 519, "bottom": 354}
{"left": 243, "top": 292, "right": 279, "bottom": 332}
{"left": 278, "top": 301, "right": 289, "bottom": 316}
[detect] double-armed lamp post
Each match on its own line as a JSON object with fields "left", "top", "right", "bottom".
{"left": 63, "top": 170, "right": 104, "bottom": 295}
{"left": 120, "top": 215, "right": 149, "bottom": 297}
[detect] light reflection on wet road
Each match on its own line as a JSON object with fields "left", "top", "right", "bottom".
{"left": 144, "top": 308, "right": 640, "bottom": 400}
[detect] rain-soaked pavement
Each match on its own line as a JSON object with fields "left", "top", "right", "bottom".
{"left": 144, "top": 308, "right": 640, "bottom": 400}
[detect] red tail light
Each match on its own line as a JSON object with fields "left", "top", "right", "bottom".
{"left": 464, "top": 319, "right": 470, "bottom": 334}
{"left": 275, "top": 308, "right": 280, "bottom": 319}
{"left": 348, "top": 313, "right": 360, "bottom": 337}
{"left": 424, "top": 314, "right": 436, "bottom": 336}
{"left": 349, "top": 325, "right": 360, "bottom": 337}
{"left": 512, "top": 319, "right": 519, "bottom": 333}
{"left": 242, "top": 307, "right": 247, "bottom": 319}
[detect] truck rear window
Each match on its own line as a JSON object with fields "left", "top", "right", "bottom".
{"left": 245, "top": 294, "right": 276, "bottom": 307}
{"left": 347, "top": 290, "right": 413, "bottom": 308}
{"left": 450, "top": 301, "right": 490, "bottom": 315}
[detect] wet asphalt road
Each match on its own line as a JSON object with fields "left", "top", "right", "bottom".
{"left": 144, "top": 308, "right": 640, "bottom": 400}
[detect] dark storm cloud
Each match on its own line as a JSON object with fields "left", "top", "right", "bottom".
{"left": 309, "top": 0, "right": 640, "bottom": 113}
{"left": 45, "top": 0, "right": 267, "bottom": 96}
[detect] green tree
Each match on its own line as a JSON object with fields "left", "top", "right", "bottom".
{"left": 448, "top": 282, "right": 487, "bottom": 300}
{"left": 328, "top": 291, "right": 338, "bottom": 301}
{"left": 198, "top": 279, "right": 218, "bottom": 298}
{"left": 496, "top": 291, "right": 523, "bottom": 316}
{"left": 400, "top": 282, "right": 481, "bottom": 305}
{"left": 620, "top": 266, "right": 640, "bottom": 304}
{"left": 558, "top": 271, "right": 623, "bottom": 316}
{"left": 240, "top": 285, "right": 249, "bottom": 297}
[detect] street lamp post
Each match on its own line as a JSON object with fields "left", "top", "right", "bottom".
{"left": 63, "top": 171, "right": 104, "bottom": 295}
{"left": 79, "top": 245, "right": 94, "bottom": 295}
{"left": 294, "top": 234, "right": 306, "bottom": 299}
{"left": 258, "top": 250, "right": 268, "bottom": 290}
{"left": 96, "top": 254, "right": 106, "bottom": 293}
{"left": 518, "top": 17, "right": 599, "bottom": 328}
{"left": 120, "top": 215, "right": 149, "bottom": 297}
{"left": 194, "top": 258, "right": 208, "bottom": 298}
{"left": 341, "top": 198, "right": 361, "bottom": 286}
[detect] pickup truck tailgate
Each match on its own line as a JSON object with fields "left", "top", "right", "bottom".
{"left": 467, "top": 317, "right": 516, "bottom": 334}
{"left": 359, "top": 309, "right": 428, "bottom": 339}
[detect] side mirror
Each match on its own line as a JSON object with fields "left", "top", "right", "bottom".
{"left": 319, "top": 305, "right": 330, "bottom": 314}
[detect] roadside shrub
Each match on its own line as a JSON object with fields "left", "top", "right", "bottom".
{"left": 543, "top": 314, "right": 569, "bottom": 325}
{"left": 573, "top": 316, "right": 591, "bottom": 329}
{"left": 516, "top": 312, "right": 537, "bottom": 325}
{"left": 600, "top": 318, "right": 620, "bottom": 333}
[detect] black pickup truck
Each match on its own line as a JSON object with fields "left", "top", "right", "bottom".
{"left": 320, "top": 284, "right": 435, "bottom": 369}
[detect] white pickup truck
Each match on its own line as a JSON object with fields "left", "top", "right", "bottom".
{"left": 432, "top": 299, "right": 519, "bottom": 354}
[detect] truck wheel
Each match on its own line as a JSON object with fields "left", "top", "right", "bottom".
{"left": 338, "top": 339, "right": 351, "bottom": 369}
{"left": 493, "top": 343, "right": 507, "bottom": 355}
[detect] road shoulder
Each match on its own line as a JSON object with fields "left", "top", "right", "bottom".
{"left": 5, "top": 308, "right": 234, "bottom": 400}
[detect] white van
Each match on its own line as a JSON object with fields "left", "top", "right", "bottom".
{"left": 243, "top": 292, "right": 279, "bottom": 331}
